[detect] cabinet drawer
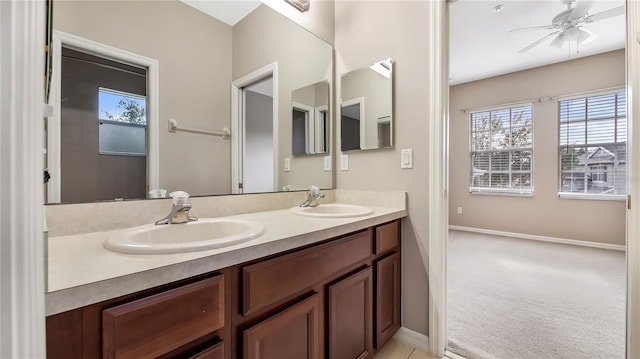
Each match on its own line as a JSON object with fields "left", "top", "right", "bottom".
{"left": 188, "top": 341, "right": 224, "bottom": 359}
{"left": 375, "top": 221, "right": 399, "bottom": 255}
{"left": 103, "top": 275, "right": 225, "bottom": 359}
{"left": 243, "top": 229, "right": 372, "bottom": 315}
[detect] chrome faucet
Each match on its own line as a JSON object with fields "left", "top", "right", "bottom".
{"left": 300, "top": 185, "right": 325, "bottom": 207}
{"left": 155, "top": 191, "right": 198, "bottom": 225}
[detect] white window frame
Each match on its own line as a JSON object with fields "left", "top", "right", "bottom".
{"left": 557, "top": 89, "right": 627, "bottom": 201}
{"left": 468, "top": 103, "right": 534, "bottom": 196}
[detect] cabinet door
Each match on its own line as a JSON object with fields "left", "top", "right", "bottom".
{"left": 243, "top": 294, "right": 320, "bottom": 359}
{"left": 328, "top": 267, "right": 373, "bottom": 359}
{"left": 375, "top": 252, "right": 401, "bottom": 349}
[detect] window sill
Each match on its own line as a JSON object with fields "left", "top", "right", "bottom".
{"left": 470, "top": 189, "right": 533, "bottom": 197}
{"left": 558, "top": 193, "right": 627, "bottom": 201}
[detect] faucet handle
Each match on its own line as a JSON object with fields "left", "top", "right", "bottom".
{"left": 169, "top": 190, "right": 190, "bottom": 205}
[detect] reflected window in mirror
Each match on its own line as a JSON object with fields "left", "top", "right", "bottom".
{"left": 98, "top": 88, "right": 147, "bottom": 156}
{"left": 340, "top": 58, "right": 393, "bottom": 152}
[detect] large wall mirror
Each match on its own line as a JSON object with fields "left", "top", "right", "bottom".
{"left": 340, "top": 58, "right": 393, "bottom": 151}
{"left": 46, "top": 0, "right": 333, "bottom": 204}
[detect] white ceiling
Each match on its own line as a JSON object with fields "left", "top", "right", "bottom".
{"left": 180, "top": 0, "right": 261, "bottom": 26}
{"left": 449, "top": 0, "right": 626, "bottom": 85}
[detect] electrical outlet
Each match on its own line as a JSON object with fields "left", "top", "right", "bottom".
{"left": 324, "top": 156, "right": 332, "bottom": 171}
{"left": 340, "top": 154, "right": 349, "bottom": 171}
{"left": 284, "top": 157, "right": 291, "bottom": 172}
{"left": 457, "top": 207, "right": 463, "bottom": 215}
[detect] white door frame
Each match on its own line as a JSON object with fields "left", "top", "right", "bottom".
{"left": 231, "top": 62, "right": 278, "bottom": 194}
{"left": 427, "top": 0, "right": 449, "bottom": 356}
{"left": 292, "top": 101, "right": 315, "bottom": 154}
{"left": 625, "top": 1, "right": 640, "bottom": 356}
{"left": 340, "top": 97, "right": 366, "bottom": 150}
{"left": 48, "top": 30, "right": 160, "bottom": 203}
{"left": 428, "top": 0, "right": 640, "bottom": 357}
{"left": 0, "top": 0, "right": 46, "bottom": 357}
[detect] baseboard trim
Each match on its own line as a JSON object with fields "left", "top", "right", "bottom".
{"left": 393, "top": 327, "right": 429, "bottom": 352}
{"left": 445, "top": 350, "right": 467, "bottom": 359}
{"left": 449, "top": 225, "right": 626, "bottom": 252}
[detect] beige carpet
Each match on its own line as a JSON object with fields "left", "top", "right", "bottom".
{"left": 447, "top": 230, "right": 626, "bottom": 359}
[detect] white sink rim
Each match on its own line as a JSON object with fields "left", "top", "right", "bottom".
{"left": 289, "top": 203, "right": 374, "bottom": 218}
{"left": 104, "top": 218, "right": 264, "bottom": 255}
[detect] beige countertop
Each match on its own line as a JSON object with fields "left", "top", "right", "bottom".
{"left": 46, "top": 197, "right": 406, "bottom": 316}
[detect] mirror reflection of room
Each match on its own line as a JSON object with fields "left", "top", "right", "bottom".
{"left": 47, "top": 0, "right": 333, "bottom": 204}
{"left": 291, "top": 81, "right": 329, "bottom": 156}
{"left": 340, "top": 58, "right": 393, "bottom": 151}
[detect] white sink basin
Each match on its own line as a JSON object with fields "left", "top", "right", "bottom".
{"left": 290, "top": 203, "right": 374, "bottom": 218}
{"left": 104, "top": 218, "right": 265, "bottom": 254}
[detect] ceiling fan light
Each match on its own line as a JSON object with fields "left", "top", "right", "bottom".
{"left": 565, "top": 26, "right": 580, "bottom": 39}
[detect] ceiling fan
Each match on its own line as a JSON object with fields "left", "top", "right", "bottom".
{"left": 511, "top": 0, "right": 624, "bottom": 54}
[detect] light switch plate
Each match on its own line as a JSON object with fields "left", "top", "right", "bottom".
{"left": 340, "top": 154, "right": 349, "bottom": 171}
{"left": 324, "top": 156, "right": 332, "bottom": 171}
{"left": 401, "top": 149, "right": 413, "bottom": 169}
{"left": 284, "top": 157, "right": 291, "bottom": 172}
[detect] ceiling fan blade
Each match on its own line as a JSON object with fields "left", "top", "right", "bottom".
{"left": 550, "top": 33, "right": 565, "bottom": 48}
{"left": 578, "top": 26, "right": 597, "bottom": 44}
{"left": 585, "top": 6, "right": 625, "bottom": 23}
{"left": 517, "top": 31, "right": 561, "bottom": 53}
{"left": 570, "top": 0, "right": 594, "bottom": 20}
{"left": 509, "top": 24, "right": 556, "bottom": 33}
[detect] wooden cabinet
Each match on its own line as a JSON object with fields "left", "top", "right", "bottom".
{"left": 46, "top": 219, "right": 402, "bottom": 359}
{"left": 189, "top": 342, "right": 225, "bottom": 359}
{"left": 103, "top": 276, "right": 224, "bottom": 359}
{"left": 375, "top": 252, "right": 401, "bottom": 349}
{"left": 243, "top": 294, "right": 320, "bottom": 359}
{"left": 328, "top": 267, "right": 373, "bottom": 359}
{"left": 47, "top": 272, "right": 230, "bottom": 359}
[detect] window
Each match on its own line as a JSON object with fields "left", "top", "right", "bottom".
{"left": 559, "top": 91, "right": 626, "bottom": 197}
{"left": 98, "top": 88, "right": 147, "bottom": 156}
{"left": 469, "top": 105, "right": 533, "bottom": 194}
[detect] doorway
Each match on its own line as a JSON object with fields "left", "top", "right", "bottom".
{"left": 48, "top": 30, "right": 159, "bottom": 203}
{"left": 427, "top": 1, "right": 640, "bottom": 358}
{"left": 231, "top": 63, "right": 278, "bottom": 194}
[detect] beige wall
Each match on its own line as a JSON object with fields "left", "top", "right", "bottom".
{"left": 449, "top": 50, "right": 626, "bottom": 245}
{"left": 335, "top": 0, "right": 431, "bottom": 336}
{"left": 233, "top": 5, "right": 333, "bottom": 191}
{"left": 54, "top": 0, "right": 233, "bottom": 197}
{"left": 262, "top": 0, "right": 335, "bottom": 46}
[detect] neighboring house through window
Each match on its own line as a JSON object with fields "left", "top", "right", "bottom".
{"left": 558, "top": 90, "right": 626, "bottom": 198}
{"left": 469, "top": 104, "right": 533, "bottom": 194}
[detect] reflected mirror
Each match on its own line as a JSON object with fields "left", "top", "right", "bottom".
{"left": 46, "top": 0, "right": 333, "bottom": 204}
{"left": 292, "top": 81, "right": 329, "bottom": 156}
{"left": 340, "top": 58, "right": 393, "bottom": 151}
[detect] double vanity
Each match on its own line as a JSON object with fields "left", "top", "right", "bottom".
{"left": 45, "top": 190, "right": 406, "bottom": 359}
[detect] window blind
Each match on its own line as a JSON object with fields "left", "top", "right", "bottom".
{"left": 469, "top": 105, "right": 533, "bottom": 194}
{"left": 558, "top": 91, "right": 627, "bottom": 197}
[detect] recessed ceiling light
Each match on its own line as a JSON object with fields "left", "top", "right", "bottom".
{"left": 493, "top": 4, "right": 504, "bottom": 13}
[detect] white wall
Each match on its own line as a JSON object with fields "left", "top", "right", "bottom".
{"left": 449, "top": 50, "right": 626, "bottom": 245}
{"left": 335, "top": 0, "right": 431, "bottom": 336}
{"left": 244, "top": 90, "right": 275, "bottom": 193}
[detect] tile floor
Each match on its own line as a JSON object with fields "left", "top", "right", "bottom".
{"left": 373, "top": 339, "right": 439, "bottom": 359}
